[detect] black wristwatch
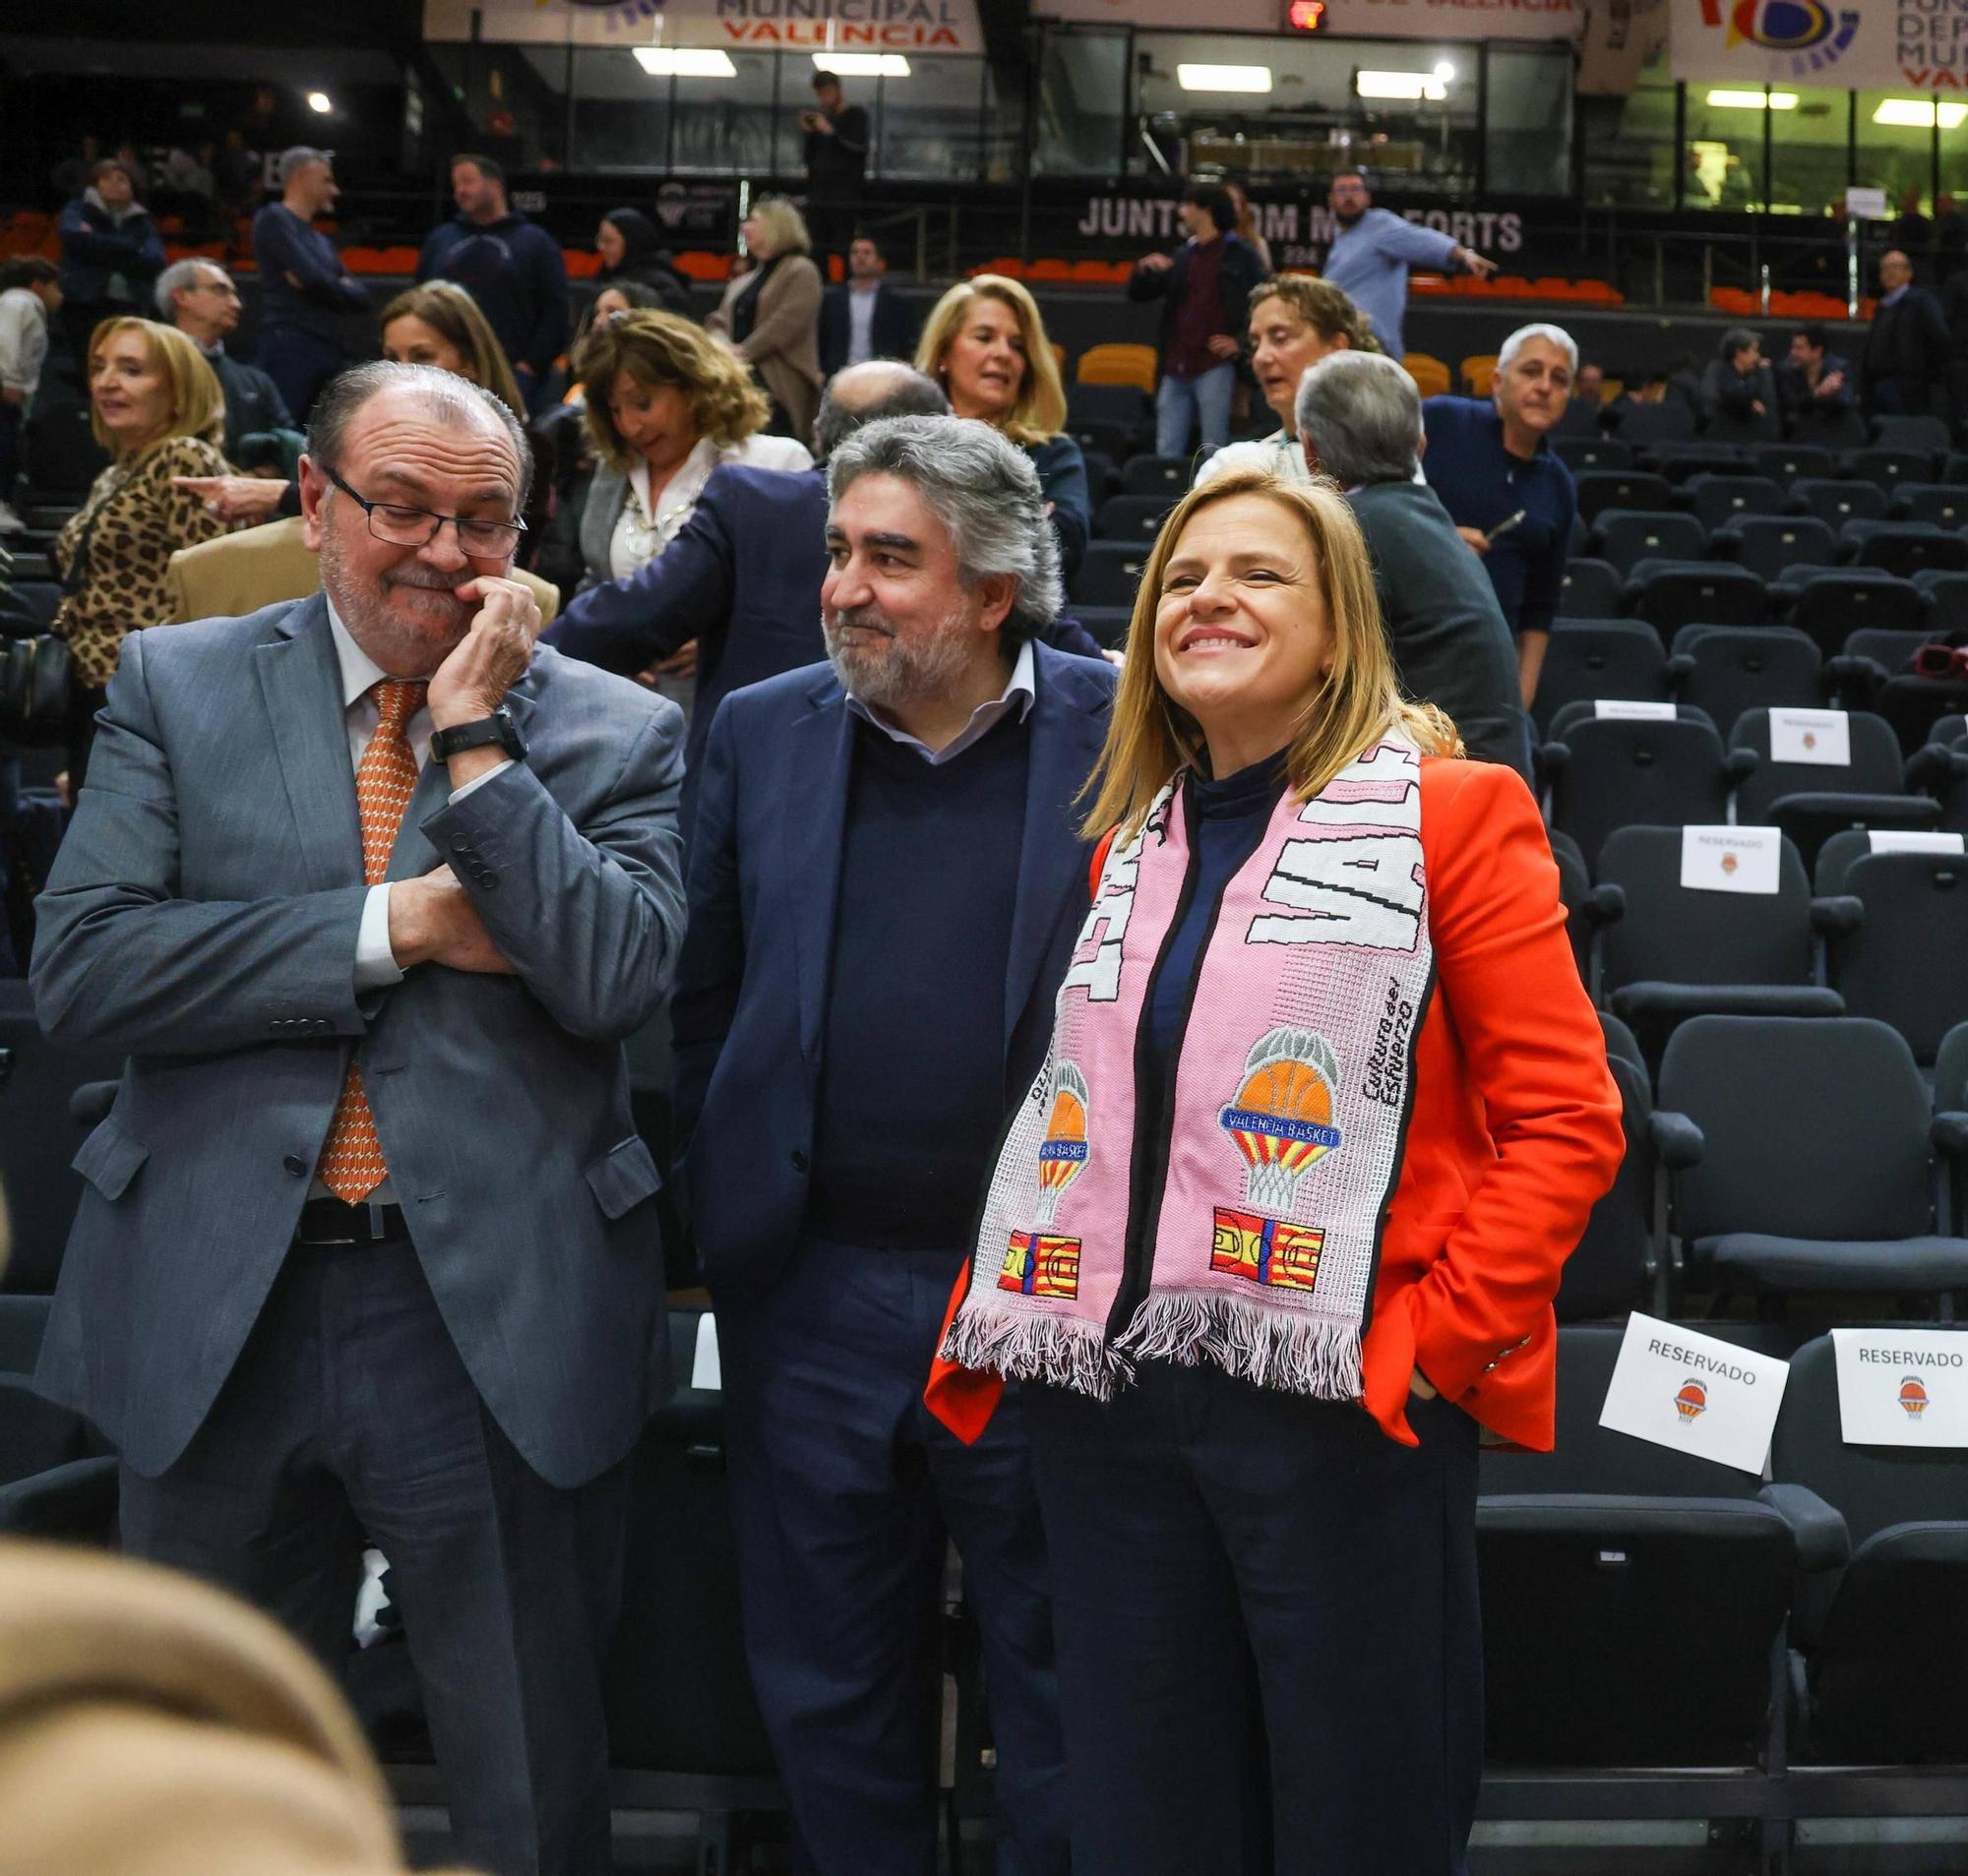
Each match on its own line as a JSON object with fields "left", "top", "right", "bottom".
{"left": 429, "top": 706, "right": 528, "bottom": 765}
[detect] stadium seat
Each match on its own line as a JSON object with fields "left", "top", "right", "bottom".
{"left": 1869, "top": 669, "right": 1968, "bottom": 756}
{"left": 1549, "top": 826, "right": 1594, "bottom": 983}
{"left": 1091, "top": 493, "right": 1173, "bottom": 542}
{"left": 1076, "top": 342, "right": 1157, "bottom": 393}
{"left": 1119, "top": 454, "right": 1191, "bottom": 498}
{"left": 1683, "top": 473, "right": 1787, "bottom": 532}
{"left": 22, "top": 401, "right": 107, "bottom": 500}
{"left": 1592, "top": 824, "right": 1840, "bottom": 1069}
{"left": 1402, "top": 352, "right": 1451, "bottom": 398}
{"left": 1557, "top": 1016, "right": 1668, "bottom": 1319}
{"left": 1658, "top": 1014, "right": 1968, "bottom": 1300}
{"left": 1624, "top": 558, "right": 1765, "bottom": 634}
{"left": 1572, "top": 469, "right": 1673, "bottom": 525}
{"left": 1781, "top": 571, "right": 1929, "bottom": 661}
{"left": 1852, "top": 521, "right": 1968, "bottom": 580}
{"left": 1529, "top": 620, "right": 1670, "bottom": 735}
{"left": 1066, "top": 382, "right": 1149, "bottom": 433}
{"left": 1612, "top": 400, "right": 1695, "bottom": 448}
{"left": 1078, "top": 448, "right": 1117, "bottom": 506}
{"left": 1715, "top": 514, "right": 1836, "bottom": 583}
{"left": 1769, "top": 1333, "right": 1968, "bottom": 1764}
{"left": 1731, "top": 705, "right": 1940, "bottom": 866}
{"left": 1459, "top": 352, "right": 1498, "bottom": 396}
{"left": 1553, "top": 435, "right": 1631, "bottom": 473}
{"left": 0, "top": 1287, "right": 113, "bottom": 1544}
{"left": 1067, "top": 418, "right": 1132, "bottom": 465}
{"left": 1543, "top": 707, "right": 1739, "bottom": 869}
{"left": 1592, "top": 511, "right": 1708, "bottom": 577}
{"left": 1790, "top": 477, "right": 1889, "bottom": 528}
{"left": 1847, "top": 447, "right": 1937, "bottom": 492}
{"left": 1752, "top": 442, "right": 1834, "bottom": 487}
{"left": 1650, "top": 443, "right": 1746, "bottom": 484}
{"left": 1559, "top": 557, "right": 1623, "bottom": 619}
{"left": 1893, "top": 483, "right": 1968, "bottom": 529}
{"left": 1913, "top": 566, "right": 1968, "bottom": 611}
{"left": 1668, "top": 625, "right": 1822, "bottom": 740}
{"left": 1070, "top": 541, "right": 1150, "bottom": 609}
{"left": 1813, "top": 833, "right": 1968, "bottom": 1062}
{"left": 1069, "top": 605, "right": 1132, "bottom": 650}
{"left": 1871, "top": 413, "right": 1952, "bottom": 455}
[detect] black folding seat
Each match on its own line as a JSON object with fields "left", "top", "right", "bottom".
{"left": 1790, "top": 477, "right": 1889, "bottom": 528}
{"left": 1623, "top": 558, "right": 1763, "bottom": 634}
{"left": 1591, "top": 824, "right": 1841, "bottom": 1071}
{"left": 1780, "top": 571, "right": 1928, "bottom": 661}
{"left": 1852, "top": 522, "right": 1968, "bottom": 580}
{"left": 1828, "top": 626, "right": 1935, "bottom": 717}
{"left": 1752, "top": 442, "right": 1833, "bottom": 487}
{"left": 1543, "top": 705, "right": 1738, "bottom": 870}
{"left": 1946, "top": 450, "right": 1968, "bottom": 487}
{"left": 1529, "top": 620, "right": 1669, "bottom": 736}
{"left": 1078, "top": 447, "right": 1118, "bottom": 506}
{"left": 1091, "top": 492, "right": 1173, "bottom": 542}
{"left": 1913, "top": 566, "right": 1968, "bottom": 618}
{"left": 1871, "top": 413, "right": 1952, "bottom": 454}
{"left": 1769, "top": 1333, "right": 1968, "bottom": 1764}
{"left": 1652, "top": 442, "right": 1747, "bottom": 483}
{"left": 1869, "top": 669, "right": 1968, "bottom": 756}
{"left": 1549, "top": 827, "right": 1593, "bottom": 983}
{"left": 1067, "top": 418, "right": 1131, "bottom": 465}
{"left": 1070, "top": 606, "right": 1133, "bottom": 651}
{"left": 1553, "top": 435, "right": 1631, "bottom": 473}
{"left": 1731, "top": 706, "right": 1939, "bottom": 868}
{"left": 1559, "top": 556, "right": 1623, "bottom": 620}
{"left": 0, "top": 579, "right": 60, "bottom": 629}
{"left": 1592, "top": 509, "right": 1707, "bottom": 576}
{"left": 1846, "top": 446, "right": 1938, "bottom": 492}
{"left": 1070, "top": 541, "right": 1150, "bottom": 609}
{"left": 1813, "top": 832, "right": 1968, "bottom": 1063}
{"left": 1683, "top": 473, "right": 1787, "bottom": 532}
{"left": 1613, "top": 400, "right": 1695, "bottom": 448}
{"left": 1892, "top": 482, "right": 1968, "bottom": 530}
{"left": 1119, "top": 454, "right": 1191, "bottom": 498}
{"left": 1554, "top": 1015, "right": 1668, "bottom": 1320}
{"left": 1572, "top": 468, "right": 1671, "bottom": 526}
{"left": 1657, "top": 1014, "right": 1968, "bottom": 1300}
{"left": 1066, "top": 382, "right": 1148, "bottom": 434}
{"left": 21, "top": 401, "right": 107, "bottom": 501}
{"left": 1717, "top": 513, "right": 1836, "bottom": 583}
{"left": 1667, "top": 624, "right": 1820, "bottom": 738}
{"left": 0, "top": 1292, "right": 115, "bottom": 1542}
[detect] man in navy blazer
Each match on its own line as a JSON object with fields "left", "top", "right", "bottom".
{"left": 817, "top": 232, "right": 921, "bottom": 377}
{"left": 674, "top": 416, "right": 1112, "bottom": 1875}
{"left": 31, "top": 362, "right": 685, "bottom": 1876}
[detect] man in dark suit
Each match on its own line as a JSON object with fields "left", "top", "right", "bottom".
{"left": 1287, "top": 349, "right": 1529, "bottom": 777}
{"left": 31, "top": 360, "right": 687, "bottom": 1876}
{"left": 1862, "top": 249, "right": 1952, "bottom": 421}
{"left": 673, "top": 415, "right": 1110, "bottom": 1876}
{"left": 155, "top": 257, "right": 295, "bottom": 460}
{"left": 818, "top": 233, "right": 919, "bottom": 377}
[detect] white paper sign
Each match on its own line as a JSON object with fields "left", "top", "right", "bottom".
{"left": 1681, "top": 824, "right": 1782, "bottom": 895}
{"left": 691, "top": 1313, "right": 722, "bottom": 1391}
{"left": 1770, "top": 708, "right": 1851, "bottom": 767}
{"left": 1832, "top": 1328, "right": 1968, "bottom": 1447}
{"left": 1595, "top": 699, "right": 1678, "bottom": 721}
{"left": 1599, "top": 1312, "right": 1791, "bottom": 1476}
{"left": 1846, "top": 187, "right": 1889, "bottom": 221}
{"left": 1868, "top": 830, "right": 1966, "bottom": 856}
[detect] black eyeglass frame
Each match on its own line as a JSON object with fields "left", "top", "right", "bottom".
{"left": 323, "top": 465, "right": 526, "bottom": 558}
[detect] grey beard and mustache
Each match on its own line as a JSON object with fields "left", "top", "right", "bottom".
{"left": 824, "top": 604, "right": 975, "bottom": 713}
{"left": 319, "top": 524, "right": 472, "bottom": 675}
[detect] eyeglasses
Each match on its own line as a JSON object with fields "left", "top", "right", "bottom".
{"left": 324, "top": 466, "right": 525, "bottom": 558}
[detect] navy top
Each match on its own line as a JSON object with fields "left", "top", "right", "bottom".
{"left": 251, "top": 205, "right": 370, "bottom": 342}
{"left": 1143, "top": 750, "right": 1290, "bottom": 1083}
{"left": 807, "top": 710, "right": 1031, "bottom": 1251}
{"left": 1421, "top": 394, "right": 1577, "bottom": 640}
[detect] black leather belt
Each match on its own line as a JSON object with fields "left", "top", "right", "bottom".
{"left": 294, "top": 1196, "right": 410, "bottom": 1247}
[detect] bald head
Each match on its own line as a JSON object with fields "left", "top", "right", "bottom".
{"left": 814, "top": 361, "right": 950, "bottom": 460}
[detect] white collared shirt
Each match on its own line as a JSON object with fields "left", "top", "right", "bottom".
{"left": 843, "top": 639, "right": 1037, "bottom": 767}
{"left": 847, "top": 282, "right": 881, "bottom": 365}
{"left": 608, "top": 432, "right": 814, "bottom": 581}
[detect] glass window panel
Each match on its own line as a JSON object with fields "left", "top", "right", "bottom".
{"left": 566, "top": 47, "right": 670, "bottom": 173}
{"left": 1684, "top": 86, "right": 1766, "bottom": 212}
{"left": 877, "top": 57, "right": 989, "bottom": 181}
{"left": 1034, "top": 29, "right": 1128, "bottom": 178}
{"left": 671, "top": 50, "right": 776, "bottom": 176}
{"left": 428, "top": 42, "right": 555, "bottom": 170}
{"left": 1766, "top": 88, "right": 1848, "bottom": 219}
{"left": 1580, "top": 51, "right": 1675, "bottom": 209}
{"left": 1856, "top": 90, "right": 1937, "bottom": 233}
{"left": 1485, "top": 45, "right": 1572, "bottom": 197}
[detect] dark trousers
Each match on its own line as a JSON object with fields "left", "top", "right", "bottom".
{"left": 1022, "top": 1362, "right": 1482, "bottom": 1876}
{"left": 119, "top": 1238, "right": 625, "bottom": 1876}
{"left": 0, "top": 398, "right": 22, "bottom": 501}
{"left": 257, "top": 326, "right": 347, "bottom": 427}
{"left": 716, "top": 1238, "right": 1068, "bottom": 1876}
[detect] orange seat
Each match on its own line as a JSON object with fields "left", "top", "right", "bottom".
{"left": 1460, "top": 353, "right": 1499, "bottom": 396}
{"left": 1404, "top": 352, "right": 1452, "bottom": 399}
{"left": 968, "top": 257, "right": 1026, "bottom": 279}
{"left": 1076, "top": 342, "right": 1158, "bottom": 393}
{"left": 1027, "top": 259, "right": 1073, "bottom": 281}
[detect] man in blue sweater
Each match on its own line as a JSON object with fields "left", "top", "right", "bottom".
{"left": 418, "top": 155, "right": 569, "bottom": 415}
{"left": 674, "top": 415, "right": 1110, "bottom": 1876}
{"left": 1322, "top": 167, "right": 1496, "bottom": 358}
{"left": 250, "top": 148, "right": 372, "bottom": 423}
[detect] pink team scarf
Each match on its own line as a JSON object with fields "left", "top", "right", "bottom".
{"left": 941, "top": 734, "right": 1434, "bottom": 1401}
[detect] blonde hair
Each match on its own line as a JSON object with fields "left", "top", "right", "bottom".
{"left": 914, "top": 275, "right": 1068, "bottom": 447}
{"left": 747, "top": 196, "right": 813, "bottom": 259}
{"left": 576, "top": 308, "right": 770, "bottom": 470}
{"left": 379, "top": 281, "right": 526, "bottom": 422}
{"left": 1246, "top": 275, "right": 1382, "bottom": 355}
{"left": 86, "top": 318, "right": 225, "bottom": 458}
{"left": 1080, "top": 465, "right": 1459, "bottom": 840}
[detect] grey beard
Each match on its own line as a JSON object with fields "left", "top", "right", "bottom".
{"left": 319, "top": 524, "right": 469, "bottom": 675}
{"left": 824, "top": 604, "right": 976, "bottom": 715}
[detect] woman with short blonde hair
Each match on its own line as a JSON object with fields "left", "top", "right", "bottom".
{"left": 931, "top": 465, "right": 1621, "bottom": 1876}
{"left": 915, "top": 275, "right": 1092, "bottom": 580}
{"left": 707, "top": 197, "right": 824, "bottom": 440}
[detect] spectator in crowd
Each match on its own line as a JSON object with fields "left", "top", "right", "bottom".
{"left": 707, "top": 197, "right": 825, "bottom": 442}
{"left": 418, "top": 155, "right": 571, "bottom": 415}
{"left": 1573, "top": 360, "right": 1605, "bottom": 408}
{"left": 1663, "top": 351, "right": 1705, "bottom": 425}
{"left": 819, "top": 232, "right": 919, "bottom": 377}
{"left": 1293, "top": 350, "right": 1527, "bottom": 776}
{"left": 709, "top": 251, "right": 756, "bottom": 333}
{"left": 916, "top": 273, "right": 1092, "bottom": 580}
{"left": 212, "top": 127, "right": 258, "bottom": 221}
{"left": 51, "top": 318, "right": 229, "bottom": 787}
{"left": 1862, "top": 249, "right": 1952, "bottom": 420}
{"left": 47, "top": 133, "right": 102, "bottom": 211}
{"left": 547, "top": 359, "right": 947, "bottom": 831}
{"left": 1226, "top": 180, "right": 1273, "bottom": 275}
{"left": 1423, "top": 321, "right": 1578, "bottom": 705}
{"left": 1777, "top": 324, "right": 1856, "bottom": 440}
{"left": 674, "top": 413, "right": 1107, "bottom": 1876}
{"left": 154, "top": 259, "right": 293, "bottom": 462}
{"left": 0, "top": 257, "right": 62, "bottom": 533}
{"left": 57, "top": 156, "right": 165, "bottom": 367}
{"left": 1322, "top": 165, "right": 1497, "bottom": 358}
{"left": 1128, "top": 180, "right": 1268, "bottom": 460}
{"left": 584, "top": 276, "right": 664, "bottom": 337}
{"left": 31, "top": 358, "right": 686, "bottom": 1876}
{"left": 800, "top": 69, "right": 869, "bottom": 266}
{"left": 251, "top": 146, "right": 371, "bottom": 424}
{"left": 1195, "top": 273, "right": 1379, "bottom": 485}
{"left": 593, "top": 207, "right": 694, "bottom": 318}
{"left": 1697, "top": 328, "right": 1779, "bottom": 441}
{"left": 928, "top": 463, "right": 1621, "bottom": 1876}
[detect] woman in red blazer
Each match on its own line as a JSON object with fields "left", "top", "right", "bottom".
{"left": 927, "top": 466, "right": 1622, "bottom": 1875}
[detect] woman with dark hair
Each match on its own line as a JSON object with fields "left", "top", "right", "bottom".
{"left": 594, "top": 209, "right": 694, "bottom": 317}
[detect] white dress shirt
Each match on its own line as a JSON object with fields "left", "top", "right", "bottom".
{"left": 847, "top": 283, "right": 881, "bottom": 366}
{"left": 843, "top": 639, "right": 1037, "bottom": 767}
{"left": 607, "top": 432, "right": 814, "bottom": 581}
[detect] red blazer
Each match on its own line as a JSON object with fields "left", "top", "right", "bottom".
{"left": 926, "top": 756, "right": 1625, "bottom": 1452}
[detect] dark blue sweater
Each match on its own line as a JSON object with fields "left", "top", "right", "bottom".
{"left": 251, "top": 205, "right": 370, "bottom": 343}
{"left": 806, "top": 711, "right": 1032, "bottom": 1250}
{"left": 418, "top": 211, "right": 571, "bottom": 383}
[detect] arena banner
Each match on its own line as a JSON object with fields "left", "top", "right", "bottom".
{"left": 424, "top": 0, "right": 984, "bottom": 55}
{"left": 1670, "top": 0, "right": 1968, "bottom": 93}
{"left": 1037, "top": 0, "right": 1580, "bottom": 38}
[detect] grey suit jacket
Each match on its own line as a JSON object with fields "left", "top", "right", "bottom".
{"left": 31, "top": 592, "right": 688, "bottom": 1488}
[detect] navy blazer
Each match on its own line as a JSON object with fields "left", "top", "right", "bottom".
{"left": 817, "top": 282, "right": 921, "bottom": 378}
{"left": 672, "top": 646, "right": 1118, "bottom": 1299}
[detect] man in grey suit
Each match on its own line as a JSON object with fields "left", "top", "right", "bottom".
{"left": 31, "top": 360, "right": 687, "bottom": 1876}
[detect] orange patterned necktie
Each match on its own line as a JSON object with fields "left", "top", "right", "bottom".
{"left": 317, "top": 678, "right": 427, "bottom": 1204}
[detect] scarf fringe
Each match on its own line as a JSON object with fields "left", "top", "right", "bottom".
{"left": 940, "top": 1304, "right": 1126, "bottom": 1402}
{"left": 1113, "top": 1290, "right": 1364, "bottom": 1400}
